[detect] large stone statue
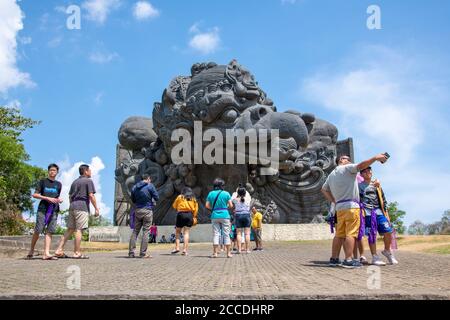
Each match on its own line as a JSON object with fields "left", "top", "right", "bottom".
{"left": 114, "top": 60, "right": 353, "bottom": 226}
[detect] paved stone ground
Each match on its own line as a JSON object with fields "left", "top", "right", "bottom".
{"left": 0, "top": 241, "right": 448, "bottom": 299}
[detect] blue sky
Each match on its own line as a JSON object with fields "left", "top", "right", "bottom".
{"left": 1, "top": 0, "right": 450, "bottom": 226}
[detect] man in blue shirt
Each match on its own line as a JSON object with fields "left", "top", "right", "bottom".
{"left": 128, "top": 174, "right": 159, "bottom": 258}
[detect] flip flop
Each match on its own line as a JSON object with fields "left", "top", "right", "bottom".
{"left": 181, "top": 251, "right": 188, "bottom": 256}
{"left": 43, "top": 256, "right": 58, "bottom": 261}
{"left": 171, "top": 250, "right": 180, "bottom": 254}
{"left": 26, "top": 254, "right": 34, "bottom": 260}
{"left": 54, "top": 253, "right": 70, "bottom": 259}
{"left": 210, "top": 253, "right": 218, "bottom": 258}
{"left": 138, "top": 254, "right": 152, "bottom": 259}
{"left": 72, "top": 254, "right": 89, "bottom": 259}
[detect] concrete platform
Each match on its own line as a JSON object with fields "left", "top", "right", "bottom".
{"left": 0, "top": 241, "right": 448, "bottom": 299}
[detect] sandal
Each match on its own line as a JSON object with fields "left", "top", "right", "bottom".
{"left": 43, "top": 256, "right": 58, "bottom": 261}
{"left": 54, "top": 253, "right": 70, "bottom": 259}
{"left": 227, "top": 254, "right": 233, "bottom": 258}
{"left": 181, "top": 251, "right": 188, "bottom": 256}
{"left": 171, "top": 249, "right": 180, "bottom": 254}
{"left": 210, "top": 253, "right": 218, "bottom": 258}
{"left": 72, "top": 254, "right": 89, "bottom": 259}
{"left": 26, "top": 254, "right": 34, "bottom": 260}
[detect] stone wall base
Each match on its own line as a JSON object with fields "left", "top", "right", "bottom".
{"left": 89, "top": 224, "right": 333, "bottom": 243}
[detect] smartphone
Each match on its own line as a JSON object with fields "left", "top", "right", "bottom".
{"left": 382, "top": 152, "right": 390, "bottom": 164}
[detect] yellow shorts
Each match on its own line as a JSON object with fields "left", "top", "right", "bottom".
{"left": 336, "top": 208, "right": 361, "bottom": 238}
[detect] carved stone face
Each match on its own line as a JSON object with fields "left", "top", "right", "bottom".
{"left": 181, "top": 61, "right": 310, "bottom": 149}
{"left": 124, "top": 60, "right": 348, "bottom": 225}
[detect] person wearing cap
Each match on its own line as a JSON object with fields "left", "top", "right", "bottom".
{"left": 358, "top": 166, "right": 398, "bottom": 265}
{"left": 321, "top": 153, "right": 389, "bottom": 269}
{"left": 206, "top": 178, "right": 233, "bottom": 258}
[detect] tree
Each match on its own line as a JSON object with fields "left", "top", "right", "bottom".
{"left": 426, "top": 222, "right": 442, "bottom": 235}
{"left": 0, "top": 106, "right": 39, "bottom": 140}
{"left": 386, "top": 201, "right": 406, "bottom": 234}
{"left": 441, "top": 210, "right": 450, "bottom": 235}
{"left": 0, "top": 106, "right": 46, "bottom": 235}
{"left": 407, "top": 220, "right": 428, "bottom": 235}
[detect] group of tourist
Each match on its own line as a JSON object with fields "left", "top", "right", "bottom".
{"left": 27, "top": 163, "right": 100, "bottom": 260}
{"left": 27, "top": 162, "right": 263, "bottom": 260}
{"left": 203, "top": 179, "right": 263, "bottom": 258}
{"left": 322, "top": 153, "right": 399, "bottom": 269}
{"left": 27, "top": 151, "right": 397, "bottom": 267}
{"left": 126, "top": 176, "right": 265, "bottom": 258}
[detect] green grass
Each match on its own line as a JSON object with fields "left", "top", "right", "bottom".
{"left": 424, "top": 245, "right": 450, "bottom": 255}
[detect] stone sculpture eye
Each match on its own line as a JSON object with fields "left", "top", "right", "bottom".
{"left": 221, "top": 84, "right": 232, "bottom": 92}
{"left": 199, "top": 110, "right": 208, "bottom": 120}
{"left": 221, "top": 108, "right": 239, "bottom": 123}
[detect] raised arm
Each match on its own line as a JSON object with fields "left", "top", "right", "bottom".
{"left": 356, "top": 153, "right": 388, "bottom": 172}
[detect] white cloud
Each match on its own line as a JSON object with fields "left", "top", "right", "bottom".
{"left": 188, "top": 25, "right": 220, "bottom": 55}
{"left": 89, "top": 51, "right": 119, "bottom": 64}
{"left": 94, "top": 91, "right": 104, "bottom": 105}
{"left": 133, "top": 1, "right": 159, "bottom": 20}
{"left": 58, "top": 156, "right": 111, "bottom": 218}
{"left": 82, "top": 0, "right": 121, "bottom": 24}
{"left": 300, "top": 45, "right": 450, "bottom": 225}
{"left": 189, "top": 22, "right": 201, "bottom": 34}
{"left": 19, "top": 36, "right": 32, "bottom": 45}
{"left": 5, "top": 99, "right": 21, "bottom": 109}
{"left": 0, "top": 0, "right": 34, "bottom": 94}
{"left": 54, "top": 6, "right": 67, "bottom": 14}
{"left": 47, "top": 36, "right": 62, "bottom": 48}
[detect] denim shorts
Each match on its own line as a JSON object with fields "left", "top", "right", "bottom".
{"left": 235, "top": 214, "right": 251, "bottom": 228}
{"left": 365, "top": 209, "right": 393, "bottom": 235}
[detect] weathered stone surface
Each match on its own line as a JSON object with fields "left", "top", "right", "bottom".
{"left": 118, "top": 116, "right": 157, "bottom": 151}
{"left": 114, "top": 60, "right": 354, "bottom": 225}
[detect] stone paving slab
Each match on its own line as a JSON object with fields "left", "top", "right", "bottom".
{"left": 0, "top": 241, "right": 448, "bottom": 300}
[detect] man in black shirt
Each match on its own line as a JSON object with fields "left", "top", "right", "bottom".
{"left": 27, "top": 163, "right": 63, "bottom": 260}
{"left": 54, "top": 164, "right": 100, "bottom": 259}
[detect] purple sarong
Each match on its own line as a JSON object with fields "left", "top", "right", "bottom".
{"left": 367, "top": 209, "right": 378, "bottom": 245}
{"left": 129, "top": 207, "right": 136, "bottom": 230}
{"left": 44, "top": 203, "right": 55, "bottom": 226}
